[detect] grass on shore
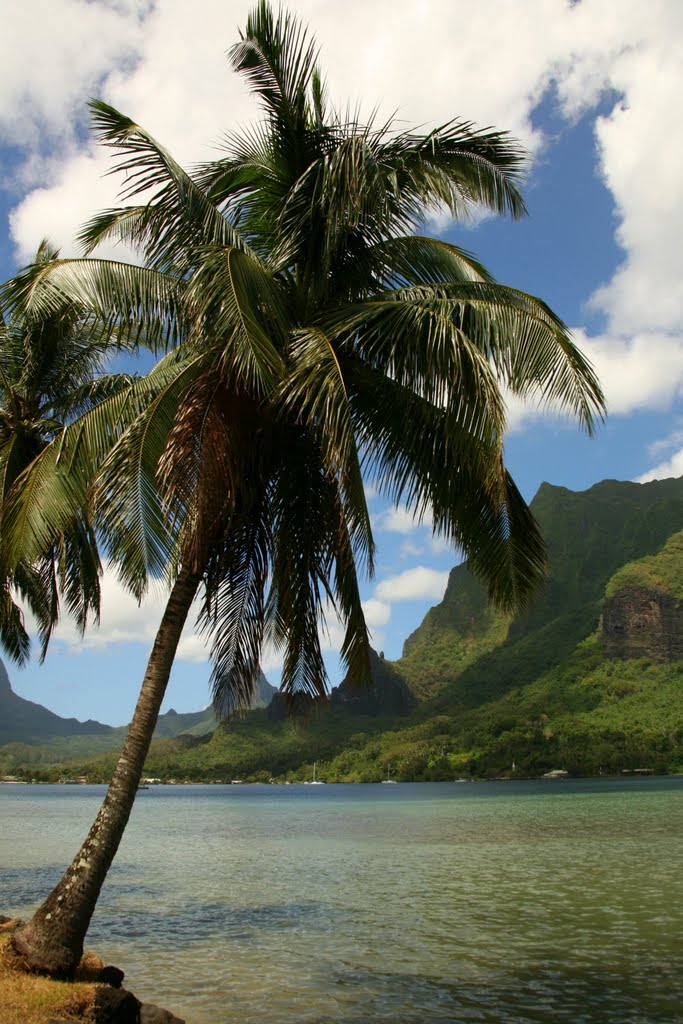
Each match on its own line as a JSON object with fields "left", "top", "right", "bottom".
{"left": 0, "top": 929, "right": 99, "bottom": 1024}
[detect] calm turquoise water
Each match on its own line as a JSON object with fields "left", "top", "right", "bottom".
{"left": 1, "top": 778, "right": 682, "bottom": 1023}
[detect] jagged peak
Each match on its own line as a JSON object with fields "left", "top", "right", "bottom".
{"left": 0, "top": 659, "right": 11, "bottom": 693}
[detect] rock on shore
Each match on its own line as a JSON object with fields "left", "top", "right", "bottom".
{"left": 1, "top": 915, "right": 185, "bottom": 1024}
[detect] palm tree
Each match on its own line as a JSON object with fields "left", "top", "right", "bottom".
{"left": 0, "top": 239, "right": 137, "bottom": 663}
{"left": 5, "top": 0, "right": 604, "bottom": 977}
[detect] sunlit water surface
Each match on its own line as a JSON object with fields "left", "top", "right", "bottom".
{"left": 1, "top": 778, "right": 682, "bottom": 1023}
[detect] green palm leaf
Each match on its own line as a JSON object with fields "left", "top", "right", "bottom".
{"left": 83, "top": 101, "right": 251, "bottom": 270}
{"left": 2, "top": 257, "right": 184, "bottom": 353}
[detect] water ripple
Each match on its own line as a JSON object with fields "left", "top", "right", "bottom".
{"left": 2, "top": 779, "right": 682, "bottom": 1023}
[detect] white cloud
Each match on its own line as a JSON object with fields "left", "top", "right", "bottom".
{"left": 5, "top": 0, "right": 683, "bottom": 443}
{"left": 39, "top": 568, "right": 209, "bottom": 665}
{"left": 574, "top": 328, "right": 683, "bottom": 416}
{"left": 1, "top": 1, "right": 151, "bottom": 155}
{"left": 375, "top": 505, "right": 458, "bottom": 559}
{"left": 375, "top": 567, "right": 449, "bottom": 603}
{"left": 259, "top": 645, "right": 284, "bottom": 676}
{"left": 635, "top": 449, "right": 683, "bottom": 484}
{"left": 627, "top": 417, "right": 683, "bottom": 486}
{"left": 319, "top": 617, "right": 347, "bottom": 653}
{"left": 634, "top": 423, "right": 683, "bottom": 482}
{"left": 583, "top": 7, "right": 683, "bottom": 336}
{"left": 429, "top": 534, "right": 459, "bottom": 557}
{"left": 0, "top": 0, "right": 579, "bottom": 264}
{"left": 646, "top": 423, "right": 683, "bottom": 458}
{"left": 375, "top": 506, "right": 425, "bottom": 534}
{"left": 505, "top": 323, "right": 683, "bottom": 433}
{"left": 362, "top": 598, "right": 391, "bottom": 627}
{"left": 9, "top": 151, "right": 124, "bottom": 264}
{"left": 176, "top": 633, "right": 211, "bottom": 664}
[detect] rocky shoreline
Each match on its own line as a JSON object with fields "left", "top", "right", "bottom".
{"left": 1, "top": 916, "right": 185, "bottom": 1024}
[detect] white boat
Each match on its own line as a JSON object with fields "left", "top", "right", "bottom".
{"left": 381, "top": 765, "right": 397, "bottom": 784}
{"left": 304, "top": 762, "right": 325, "bottom": 784}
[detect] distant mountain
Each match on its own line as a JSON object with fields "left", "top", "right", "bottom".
{"left": 0, "top": 662, "right": 277, "bottom": 751}
{"left": 330, "top": 648, "right": 417, "bottom": 715}
{"left": 5, "top": 476, "right": 683, "bottom": 781}
{"left": 0, "top": 660, "right": 114, "bottom": 746}
{"left": 153, "top": 672, "right": 277, "bottom": 737}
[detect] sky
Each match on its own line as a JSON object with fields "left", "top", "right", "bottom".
{"left": 2, "top": 0, "right": 683, "bottom": 725}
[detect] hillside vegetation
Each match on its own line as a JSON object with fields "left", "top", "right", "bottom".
{"left": 3, "top": 477, "right": 683, "bottom": 782}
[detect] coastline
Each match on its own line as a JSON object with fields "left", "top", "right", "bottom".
{"left": 1, "top": 918, "right": 184, "bottom": 1024}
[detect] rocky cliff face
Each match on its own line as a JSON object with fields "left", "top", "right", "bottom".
{"left": 330, "top": 649, "right": 417, "bottom": 715}
{"left": 599, "top": 585, "right": 683, "bottom": 661}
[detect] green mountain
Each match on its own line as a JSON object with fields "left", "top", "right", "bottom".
{"left": 399, "top": 476, "right": 683, "bottom": 704}
{"left": 150, "top": 673, "right": 277, "bottom": 737}
{"left": 0, "top": 663, "right": 276, "bottom": 758}
{"left": 0, "top": 660, "right": 114, "bottom": 746}
{"left": 4, "top": 476, "right": 683, "bottom": 781}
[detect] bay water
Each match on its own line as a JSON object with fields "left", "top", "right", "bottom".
{"left": 1, "top": 777, "right": 682, "bottom": 1023}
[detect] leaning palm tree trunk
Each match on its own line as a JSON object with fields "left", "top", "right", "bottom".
{"left": 11, "top": 566, "right": 200, "bottom": 976}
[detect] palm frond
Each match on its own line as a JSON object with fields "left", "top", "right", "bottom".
{"left": 0, "top": 355, "right": 200, "bottom": 573}
{"left": 84, "top": 101, "right": 251, "bottom": 271}
{"left": 380, "top": 118, "right": 528, "bottom": 223}
{"left": 95, "top": 356, "right": 207, "bottom": 595}
{"left": 0, "top": 583, "right": 31, "bottom": 664}
{"left": 465, "top": 462, "right": 547, "bottom": 613}
{"left": 1, "top": 257, "right": 184, "bottom": 353}
{"left": 230, "top": 0, "right": 321, "bottom": 133}
{"left": 324, "top": 295, "right": 508, "bottom": 429}
{"left": 281, "top": 326, "right": 374, "bottom": 576}
{"left": 346, "top": 360, "right": 546, "bottom": 610}
{"left": 392, "top": 280, "right": 605, "bottom": 433}
{"left": 185, "top": 246, "right": 287, "bottom": 393}
{"left": 202, "top": 507, "right": 271, "bottom": 718}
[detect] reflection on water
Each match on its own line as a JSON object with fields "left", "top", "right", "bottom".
{"left": 1, "top": 778, "right": 682, "bottom": 1023}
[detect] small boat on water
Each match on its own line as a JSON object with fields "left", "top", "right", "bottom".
{"left": 304, "top": 762, "right": 325, "bottom": 784}
{"left": 381, "top": 765, "right": 397, "bottom": 784}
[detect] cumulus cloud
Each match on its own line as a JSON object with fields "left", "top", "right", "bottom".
{"left": 9, "top": 151, "right": 125, "bottom": 265}
{"left": 375, "top": 567, "right": 449, "bottom": 603}
{"left": 634, "top": 422, "right": 683, "bottom": 482}
{"left": 39, "top": 568, "right": 209, "bottom": 664}
{"left": 1, "top": 1, "right": 151, "bottom": 156}
{"left": 7, "top": 1, "right": 683, "bottom": 606}
{"left": 374, "top": 504, "right": 460, "bottom": 559}
{"left": 7, "top": 0, "right": 683, "bottom": 435}
{"left": 362, "top": 598, "right": 391, "bottom": 627}
{"left": 584, "top": 10, "right": 683, "bottom": 336}
{"left": 399, "top": 539, "right": 423, "bottom": 559}
{"left": 374, "top": 505, "right": 430, "bottom": 535}
{"left": 635, "top": 450, "right": 683, "bottom": 484}
{"left": 572, "top": 328, "right": 683, "bottom": 416}
{"left": 505, "top": 322, "right": 683, "bottom": 432}
{"left": 0, "top": 0, "right": 590, "bottom": 262}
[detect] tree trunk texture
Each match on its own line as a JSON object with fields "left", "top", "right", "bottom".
{"left": 11, "top": 566, "right": 201, "bottom": 976}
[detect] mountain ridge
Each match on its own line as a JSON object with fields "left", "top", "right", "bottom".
{"left": 3, "top": 475, "right": 683, "bottom": 780}
{"left": 0, "top": 664, "right": 276, "bottom": 749}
